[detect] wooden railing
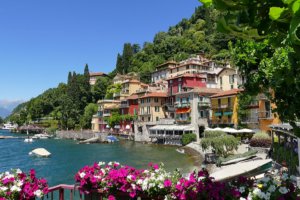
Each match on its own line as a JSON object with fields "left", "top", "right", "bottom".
{"left": 46, "top": 184, "right": 85, "bottom": 200}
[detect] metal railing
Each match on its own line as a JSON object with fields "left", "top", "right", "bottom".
{"left": 198, "top": 102, "right": 210, "bottom": 107}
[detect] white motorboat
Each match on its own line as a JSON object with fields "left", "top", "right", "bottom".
{"left": 32, "top": 133, "right": 50, "bottom": 139}
{"left": 29, "top": 148, "right": 51, "bottom": 157}
{"left": 24, "top": 138, "right": 33, "bottom": 143}
{"left": 210, "top": 159, "right": 272, "bottom": 181}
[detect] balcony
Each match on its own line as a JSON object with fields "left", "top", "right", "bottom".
{"left": 139, "top": 112, "right": 151, "bottom": 116}
{"left": 198, "top": 102, "right": 210, "bottom": 108}
{"left": 176, "top": 118, "right": 191, "bottom": 125}
{"left": 174, "top": 102, "right": 190, "bottom": 108}
{"left": 212, "top": 104, "right": 232, "bottom": 109}
{"left": 113, "top": 92, "right": 121, "bottom": 98}
{"left": 120, "top": 103, "right": 129, "bottom": 108}
{"left": 258, "top": 111, "right": 272, "bottom": 119}
{"left": 103, "top": 113, "right": 110, "bottom": 117}
{"left": 241, "top": 117, "right": 259, "bottom": 124}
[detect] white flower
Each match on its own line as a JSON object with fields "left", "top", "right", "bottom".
{"left": 34, "top": 189, "right": 43, "bottom": 198}
{"left": 149, "top": 183, "right": 155, "bottom": 188}
{"left": 143, "top": 170, "right": 149, "bottom": 174}
{"left": 79, "top": 172, "right": 86, "bottom": 178}
{"left": 198, "top": 176, "right": 205, "bottom": 181}
{"left": 131, "top": 183, "right": 136, "bottom": 190}
{"left": 267, "top": 185, "right": 276, "bottom": 193}
{"left": 10, "top": 185, "right": 21, "bottom": 192}
{"left": 281, "top": 173, "right": 289, "bottom": 181}
{"left": 239, "top": 186, "right": 245, "bottom": 193}
{"left": 16, "top": 169, "right": 22, "bottom": 174}
{"left": 16, "top": 180, "right": 23, "bottom": 187}
{"left": 137, "top": 179, "right": 143, "bottom": 185}
{"left": 0, "top": 186, "right": 8, "bottom": 191}
{"left": 278, "top": 186, "right": 289, "bottom": 194}
{"left": 290, "top": 175, "right": 297, "bottom": 181}
{"left": 158, "top": 183, "right": 164, "bottom": 189}
{"left": 261, "top": 177, "right": 270, "bottom": 183}
{"left": 155, "top": 169, "right": 159, "bottom": 173}
{"left": 240, "top": 197, "right": 246, "bottom": 200}
{"left": 101, "top": 169, "right": 106, "bottom": 174}
{"left": 108, "top": 162, "right": 112, "bottom": 166}
{"left": 98, "top": 161, "right": 105, "bottom": 166}
{"left": 253, "top": 188, "right": 261, "bottom": 195}
{"left": 127, "top": 175, "right": 133, "bottom": 181}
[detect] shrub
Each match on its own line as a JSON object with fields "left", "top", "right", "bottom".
{"left": 181, "top": 133, "right": 196, "bottom": 145}
{"left": 216, "top": 150, "right": 258, "bottom": 166}
{"left": 250, "top": 132, "right": 271, "bottom": 148}
{"left": 203, "top": 130, "right": 226, "bottom": 138}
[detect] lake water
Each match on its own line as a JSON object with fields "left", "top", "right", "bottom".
{"left": 0, "top": 130, "right": 197, "bottom": 186}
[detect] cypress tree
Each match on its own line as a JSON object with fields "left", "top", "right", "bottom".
{"left": 122, "top": 43, "right": 134, "bottom": 74}
{"left": 116, "top": 53, "right": 123, "bottom": 74}
{"left": 67, "top": 71, "right": 72, "bottom": 85}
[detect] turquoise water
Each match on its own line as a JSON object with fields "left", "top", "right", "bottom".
{"left": 0, "top": 130, "right": 196, "bottom": 186}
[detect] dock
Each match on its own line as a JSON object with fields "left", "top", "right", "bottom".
{"left": 0, "top": 136, "right": 26, "bottom": 139}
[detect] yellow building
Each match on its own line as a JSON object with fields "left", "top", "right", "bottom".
{"left": 114, "top": 79, "right": 148, "bottom": 100}
{"left": 91, "top": 99, "right": 120, "bottom": 132}
{"left": 138, "top": 92, "right": 167, "bottom": 122}
{"left": 210, "top": 89, "right": 242, "bottom": 127}
{"left": 217, "top": 68, "right": 245, "bottom": 90}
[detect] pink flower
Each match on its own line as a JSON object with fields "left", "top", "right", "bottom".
{"left": 108, "top": 195, "right": 116, "bottom": 200}
{"left": 164, "top": 179, "right": 172, "bottom": 188}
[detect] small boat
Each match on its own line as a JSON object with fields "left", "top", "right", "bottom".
{"left": 176, "top": 148, "right": 185, "bottom": 154}
{"left": 29, "top": 148, "right": 51, "bottom": 157}
{"left": 210, "top": 159, "right": 272, "bottom": 181}
{"left": 32, "top": 133, "right": 50, "bottom": 139}
{"left": 1, "top": 122, "right": 18, "bottom": 130}
{"left": 107, "top": 135, "right": 118, "bottom": 143}
{"left": 24, "top": 138, "right": 33, "bottom": 143}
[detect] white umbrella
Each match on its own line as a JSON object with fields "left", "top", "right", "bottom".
{"left": 238, "top": 128, "right": 254, "bottom": 133}
{"left": 125, "top": 125, "right": 131, "bottom": 130}
{"left": 212, "top": 127, "right": 223, "bottom": 131}
{"left": 223, "top": 127, "right": 239, "bottom": 133}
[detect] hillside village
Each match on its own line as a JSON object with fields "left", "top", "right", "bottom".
{"left": 90, "top": 54, "right": 281, "bottom": 144}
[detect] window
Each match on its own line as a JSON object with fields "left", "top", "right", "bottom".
{"left": 148, "top": 117, "right": 151, "bottom": 121}
{"left": 170, "top": 80, "right": 173, "bottom": 84}
{"left": 220, "top": 77, "right": 223, "bottom": 85}
{"left": 154, "top": 98, "right": 159, "bottom": 103}
{"left": 178, "top": 84, "right": 182, "bottom": 92}
{"left": 134, "top": 108, "right": 137, "bottom": 115}
{"left": 218, "top": 99, "right": 221, "bottom": 108}
{"left": 228, "top": 97, "right": 231, "bottom": 107}
{"left": 155, "top": 106, "right": 160, "bottom": 112}
{"left": 147, "top": 106, "right": 150, "bottom": 114}
{"left": 200, "top": 110, "right": 204, "bottom": 118}
{"left": 178, "top": 78, "right": 182, "bottom": 81}
{"left": 156, "top": 117, "right": 159, "bottom": 121}
{"left": 141, "top": 99, "right": 144, "bottom": 104}
{"left": 231, "top": 85, "right": 234, "bottom": 89}
{"left": 147, "top": 98, "right": 151, "bottom": 103}
{"left": 229, "top": 75, "right": 235, "bottom": 84}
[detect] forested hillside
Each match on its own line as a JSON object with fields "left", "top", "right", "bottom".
{"left": 8, "top": 6, "right": 234, "bottom": 130}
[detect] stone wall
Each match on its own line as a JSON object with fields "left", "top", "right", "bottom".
{"left": 56, "top": 130, "right": 97, "bottom": 140}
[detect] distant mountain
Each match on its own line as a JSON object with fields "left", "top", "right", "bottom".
{"left": 0, "top": 100, "right": 24, "bottom": 118}
{"left": 0, "top": 107, "right": 10, "bottom": 118}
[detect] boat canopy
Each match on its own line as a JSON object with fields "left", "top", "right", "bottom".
{"left": 149, "top": 124, "right": 195, "bottom": 131}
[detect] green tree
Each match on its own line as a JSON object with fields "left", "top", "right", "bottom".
{"left": 115, "top": 53, "right": 123, "bottom": 74}
{"left": 92, "top": 77, "right": 110, "bottom": 102}
{"left": 121, "top": 43, "right": 134, "bottom": 74}
{"left": 80, "top": 103, "right": 98, "bottom": 129}
{"left": 0, "top": 117, "right": 3, "bottom": 125}
{"left": 105, "top": 83, "right": 122, "bottom": 99}
{"left": 200, "top": 0, "right": 300, "bottom": 136}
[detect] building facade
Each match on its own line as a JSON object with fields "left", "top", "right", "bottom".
{"left": 89, "top": 72, "right": 108, "bottom": 85}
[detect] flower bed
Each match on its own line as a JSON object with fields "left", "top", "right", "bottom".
{"left": 75, "top": 161, "right": 300, "bottom": 200}
{"left": 0, "top": 169, "right": 48, "bottom": 200}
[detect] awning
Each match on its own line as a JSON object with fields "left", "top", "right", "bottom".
{"left": 149, "top": 124, "right": 195, "bottom": 131}
{"left": 106, "top": 125, "right": 110, "bottom": 128}
{"left": 125, "top": 125, "right": 131, "bottom": 130}
{"left": 223, "top": 111, "right": 233, "bottom": 116}
{"left": 114, "top": 125, "right": 120, "bottom": 129}
{"left": 176, "top": 108, "right": 191, "bottom": 114}
{"left": 214, "top": 112, "right": 222, "bottom": 117}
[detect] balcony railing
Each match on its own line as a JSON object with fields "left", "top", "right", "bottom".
{"left": 103, "top": 113, "right": 110, "bottom": 117}
{"left": 198, "top": 102, "right": 210, "bottom": 108}
{"left": 241, "top": 117, "right": 259, "bottom": 123}
{"left": 176, "top": 118, "right": 191, "bottom": 124}
{"left": 212, "top": 105, "right": 233, "bottom": 109}
{"left": 113, "top": 92, "right": 121, "bottom": 98}
{"left": 258, "top": 111, "right": 272, "bottom": 119}
{"left": 175, "top": 102, "right": 190, "bottom": 108}
{"left": 120, "top": 103, "right": 129, "bottom": 108}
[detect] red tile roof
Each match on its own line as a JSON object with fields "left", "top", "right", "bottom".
{"left": 90, "top": 72, "right": 107, "bottom": 76}
{"left": 139, "top": 92, "right": 167, "bottom": 99}
{"left": 126, "top": 94, "right": 139, "bottom": 100}
{"left": 210, "top": 89, "right": 243, "bottom": 98}
{"left": 167, "top": 73, "right": 206, "bottom": 80}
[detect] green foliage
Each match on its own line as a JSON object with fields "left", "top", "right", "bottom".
{"left": 216, "top": 149, "right": 258, "bottom": 166}
{"left": 80, "top": 103, "right": 98, "bottom": 129}
{"left": 200, "top": 0, "right": 300, "bottom": 136}
{"left": 250, "top": 132, "right": 272, "bottom": 148}
{"left": 105, "top": 83, "right": 121, "bottom": 99}
{"left": 0, "top": 117, "right": 3, "bottom": 124}
{"left": 272, "top": 143, "right": 299, "bottom": 174}
{"left": 203, "top": 130, "right": 225, "bottom": 138}
{"left": 201, "top": 131, "right": 239, "bottom": 157}
{"left": 237, "top": 93, "right": 256, "bottom": 126}
{"left": 92, "top": 77, "right": 111, "bottom": 102}
{"left": 181, "top": 133, "right": 196, "bottom": 145}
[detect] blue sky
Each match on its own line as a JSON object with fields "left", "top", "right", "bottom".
{"left": 0, "top": 0, "right": 200, "bottom": 102}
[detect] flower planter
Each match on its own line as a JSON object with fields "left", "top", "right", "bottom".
{"left": 84, "top": 191, "right": 163, "bottom": 200}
